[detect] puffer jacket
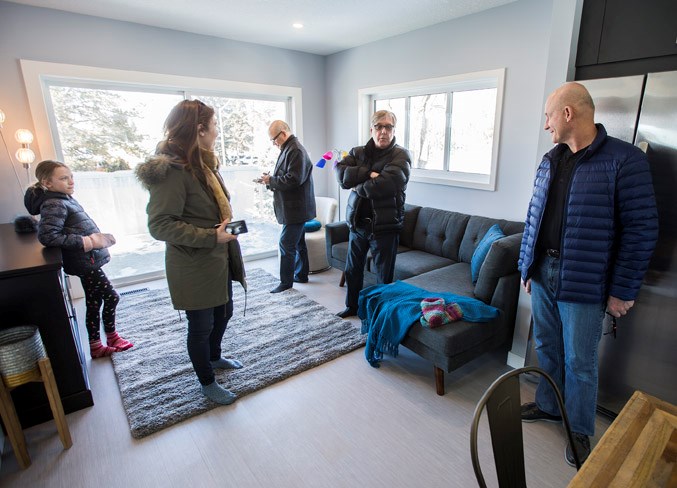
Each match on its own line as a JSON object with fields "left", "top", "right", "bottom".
{"left": 24, "top": 186, "right": 110, "bottom": 276}
{"left": 519, "top": 124, "right": 658, "bottom": 303}
{"left": 335, "top": 138, "right": 411, "bottom": 235}
{"left": 135, "top": 153, "right": 246, "bottom": 311}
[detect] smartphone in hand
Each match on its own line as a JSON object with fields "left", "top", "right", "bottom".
{"left": 225, "top": 220, "right": 248, "bottom": 235}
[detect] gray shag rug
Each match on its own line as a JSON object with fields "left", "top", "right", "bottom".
{"left": 111, "top": 268, "right": 364, "bottom": 438}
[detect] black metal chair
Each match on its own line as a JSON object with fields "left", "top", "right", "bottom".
{"left": 469, "top": 366, "right": 580, "bottom": 487}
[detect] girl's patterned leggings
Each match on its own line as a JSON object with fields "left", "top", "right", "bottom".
{"left": 80, "top": 268, "right": 119, "bottom": 342}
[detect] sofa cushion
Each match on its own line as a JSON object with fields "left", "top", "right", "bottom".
{"left": 458, "top": 216, "right": 525, "bottom": 264}
{"left": 406, "top": 318, "right": 498, "bottom": 357}
{"left": 399, "top": 204, "right": 421, "bottom": 248}
{"left": 385, "top": 250, "right": 455, "bottom": 280}
{"left": 332, "top": 242, "right": 411, "bottom": 268}
{"left": 411, "top": 208, "right": 469, "bottom": 261}
{"left": 404, "top": 263, "right": 475, "bottom": 298}
{"left": 304, "top": 219, "right": 322, "bottom": 232}
{"left": 471, "top": 224, "right": 505, "bottom": 284}
{"left": 473, "top": 232, "right": 523, "bottom": 303}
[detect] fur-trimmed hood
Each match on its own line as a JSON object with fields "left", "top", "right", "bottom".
{"left": 135, "top": 154, "right": 185, "bottom": 188}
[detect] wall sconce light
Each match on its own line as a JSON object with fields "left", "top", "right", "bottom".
{"left": 0, "top": 108, "right": 37, "bottom": 193}
{"left": 15, "top": 129, "right": 36, "bottom": 168}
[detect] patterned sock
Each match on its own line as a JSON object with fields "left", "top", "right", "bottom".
{"left": 201, "top": 382, "right": 237, "bottom": 405}
{"left": 420, "top": 298, "right": 450, "bottom": 328}
{"left": 106, "top": 331, "right": 134, "bottom": 352}
{"left": 210, "top": 358, "right": 243, "bottom": 370}
{"left": 90, "top": 339, "right": 116, "bottom": 358}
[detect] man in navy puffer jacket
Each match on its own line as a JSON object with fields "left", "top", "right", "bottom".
{"left": 519, "top": 82, "right": 658, "bottom": 467}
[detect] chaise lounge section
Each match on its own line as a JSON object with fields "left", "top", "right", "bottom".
{"left": 325, "top": 204, "right": 524, "bottom": 394}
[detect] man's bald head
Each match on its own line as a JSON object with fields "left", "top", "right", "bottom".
{"left": 548, "top": 82, "right": 595, "bottom": 121}
{"left": 268, "top": 120, "right": 292, "bottom": 147}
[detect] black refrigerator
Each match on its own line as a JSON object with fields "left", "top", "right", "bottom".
{"left": 579, "top": 70, "right": 677, "bottom": 416}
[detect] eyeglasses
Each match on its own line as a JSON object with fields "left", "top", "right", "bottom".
{"left": 270, "top": 131, "right": 283, "bottom": 143}
{"left": 604, "top": 312, "right": 617, "bottom": 339}
{"left": 372, "top": 124, "right": 395, "bottom": 132}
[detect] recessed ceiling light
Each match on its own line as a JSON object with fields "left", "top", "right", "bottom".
{"left": 292, "top": 23, "right": 303, "bottom": 29}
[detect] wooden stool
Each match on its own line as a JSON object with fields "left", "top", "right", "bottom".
{"left": 0, "top": 326, "right": 72, "bottom": 469}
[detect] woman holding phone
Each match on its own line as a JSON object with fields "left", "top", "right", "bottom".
{"left": 136, "top": 99, "right": 246, "bottom": 405}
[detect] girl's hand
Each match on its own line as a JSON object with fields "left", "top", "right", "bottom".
{"left": 215, "top": 220, "right": 238, "bottom": 244}
{"left": 84, "top": 233, "right": 116, "bottom": 251}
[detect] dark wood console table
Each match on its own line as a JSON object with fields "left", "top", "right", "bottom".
{"left": 0, "top": 223, "right": 93, "bottom": 428}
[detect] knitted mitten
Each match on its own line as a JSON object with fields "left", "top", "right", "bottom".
{"left": 445, "top": 302, "right": 463, "bottom": 321}
{"left": 106, "top": 331, "right": 134, "bottom": 351}
{"left": 420, "top": 298, "right": 464, "bottom": 328}
{"left": 90, "top": 339, "right": 116, "bottom": 358}
{"left": 420, "top": 298, "right": 450, "bottom": 328}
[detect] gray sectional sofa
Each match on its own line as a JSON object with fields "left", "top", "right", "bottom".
{"left": 325, "top": 204, "right": 524, "bottom": 394}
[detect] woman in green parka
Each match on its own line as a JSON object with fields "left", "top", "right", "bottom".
{"left": 136, "top": 99, "right": 246, "bottom": 405}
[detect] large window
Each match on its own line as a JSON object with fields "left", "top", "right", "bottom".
{"left": 22, "top": 61, "right": 302, "bottom": 283}
{"left": 364, "top": 69, "right": 505, "bottom": 190}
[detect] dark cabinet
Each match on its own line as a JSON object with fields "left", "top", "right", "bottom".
{"left": 0, "top": 224, "right": 93, "bottom": 428}
{"left": 576, "top": 0, "right": 677, "bottom": 79}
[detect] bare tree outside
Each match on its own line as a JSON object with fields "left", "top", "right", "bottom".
{"left": 50, "top": 86, "right": 149, "bottom": 172}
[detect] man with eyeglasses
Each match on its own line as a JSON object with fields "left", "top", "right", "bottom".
{"left": 257, "top": 120, "right": 316, "bottom": 293}
{"left": 518, "top": 82, "right": 658, "bottom": 467}
{"left": 334, "top": 110, "right": 412, "bottom": 318}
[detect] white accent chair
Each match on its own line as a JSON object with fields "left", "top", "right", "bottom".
{"left": 306, "top": 196, "right": 338, "bottom": 273}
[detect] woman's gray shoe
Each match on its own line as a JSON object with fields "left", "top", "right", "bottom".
{"left": 201, "top": 381, "right": 237, "bottom": 405}
{"left": 210, "top": 358, "right": 243, "bottom": 369}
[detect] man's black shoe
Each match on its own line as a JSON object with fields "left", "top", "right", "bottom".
{"left": 565, "top": 432, "right": 590, "bottom": 467}
{"left": 336, "top": 307, "right": 357, "bottom": 319}
{"left": 293, "top": 277, "right": 309, "bottom": 283}
{"left": 520, "top": 402, "right": 562, "bottom": 423}
{"left": 270, "top": 284, "right": 292, "bottom": 294}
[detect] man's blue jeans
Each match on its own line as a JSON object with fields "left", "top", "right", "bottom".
{"left": 530, "top": 255, "right": 605, "bottom": 436}
{"left": 279, "top": 223, "right": 308, "bottom": 287}
{"left": 344, "top": 228, "right": 399, "bottom": 309}
{"left": 185, "top": 276, "right": 234, "bottom": 386}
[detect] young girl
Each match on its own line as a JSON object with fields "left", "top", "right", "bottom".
{"left": 24, "top": 160, "right": 133, "bottom": 358}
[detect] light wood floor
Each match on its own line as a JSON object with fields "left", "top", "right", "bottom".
{"left": 0, "top": 257, "right": 611, "bottom": 487}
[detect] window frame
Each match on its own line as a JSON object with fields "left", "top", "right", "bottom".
{"left": 358, "top": 68, "right": 505, "bottom": 191}
{"left": 20, "top": 60, "right": 303, "bottom": 161}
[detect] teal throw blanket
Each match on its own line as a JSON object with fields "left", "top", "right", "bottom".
{"left": 358, "top": 281, "right": 500, "bottom": 367}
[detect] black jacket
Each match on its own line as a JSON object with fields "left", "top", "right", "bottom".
{"left": 24, "top": 187, "right": 110, "bottom": 276}
{"left": 335, "top": 138, "right": 411, "bottom": 235}
{"left": 267, "top": 135, "right": 316, "bottom": 225}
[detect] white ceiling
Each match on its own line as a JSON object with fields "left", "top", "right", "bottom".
{"left": 6, "top": 0, "right": 518, "bottom": 55}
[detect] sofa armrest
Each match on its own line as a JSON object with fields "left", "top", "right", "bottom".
{"left": 474, "top": 232, "right": 522, "bottom": 304}
{"left": 326, "top": 221, "right": 350, "bottom": 261}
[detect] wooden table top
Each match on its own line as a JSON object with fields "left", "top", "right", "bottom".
{"left": 568, "top": 390, "right": 677, "bottom": 487}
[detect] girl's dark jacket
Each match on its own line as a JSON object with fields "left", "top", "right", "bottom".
{"left": 519, "top": 124, "right": 658, "bottom": 303}
{"left": 24, "top": 187, "right": 110, "bottom": 276}
{"left": 335, "top": 138, "right": 411, "bottom": 235}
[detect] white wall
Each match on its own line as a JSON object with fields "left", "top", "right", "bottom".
{"left": 325, "top": 0, "right": 552, "bottom": 222}
{"left": 0, "top": 1, "right": 327, "bottom": 222}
